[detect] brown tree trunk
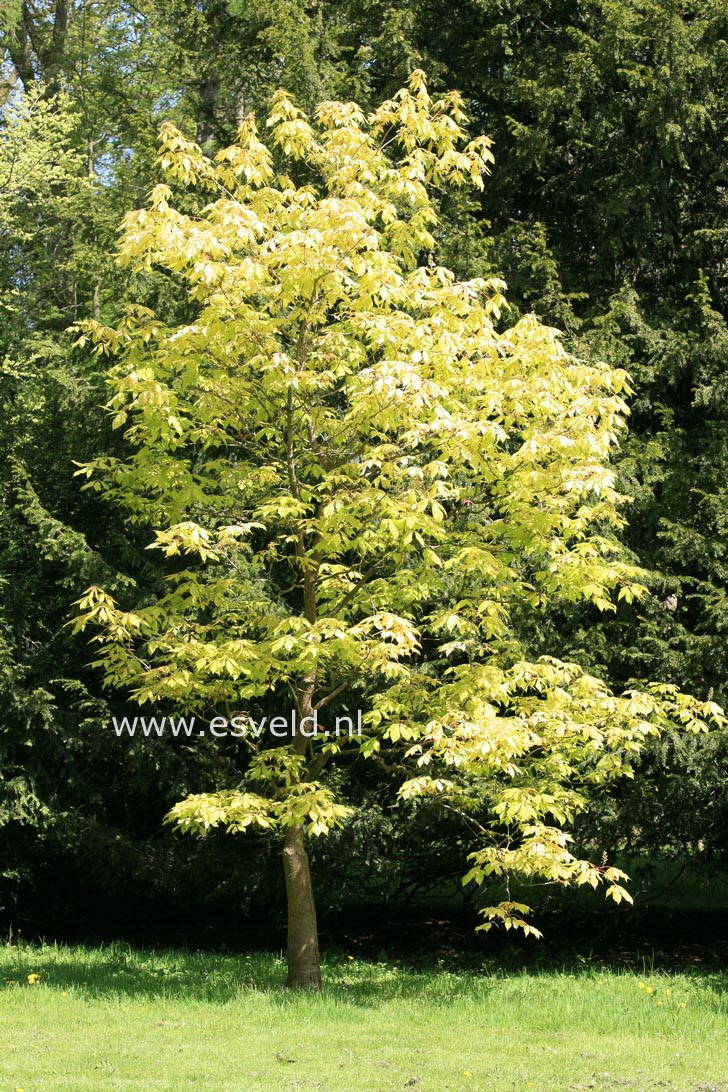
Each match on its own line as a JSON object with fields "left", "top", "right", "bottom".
{"left": 282, "top": 822, "right": 321, "bottom": 989}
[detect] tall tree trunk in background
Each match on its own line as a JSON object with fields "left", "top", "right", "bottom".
{"left": 4, "top": 0, "right": 69, "bottom": 92}
{"left": 197, "top": 70, "right": 219, "bottom": 147}
{"left": 45, "top": 0, "right": 68, "bottom": 90}
{"left": 5, "top": 5, "right": 37, "bottom": 88}
{"left": 87, "top": 138, "right": 100, "bottom": 320}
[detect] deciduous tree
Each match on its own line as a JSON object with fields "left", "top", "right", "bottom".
{"left": 73, "top": 73, "right": 721, "bottom": 987}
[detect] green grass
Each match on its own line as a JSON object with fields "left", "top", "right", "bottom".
{"left": 2, "top": 942, "right": 727, "bottom": 1091}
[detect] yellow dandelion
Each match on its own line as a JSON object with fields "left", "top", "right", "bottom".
{"left": 638, "top": 982, "right": 645, "bottom": 989}
{"left": 346, "top": 956, "right": 354, "bottom": 962}
{"left": 463, "top": 1071, "right": 472, "bottom": 1078}
{"left": 679, "top": 1002, "right": 686, "bottom": 1009}
{"left": 645, "top": 986, "right": 654, "bottom": 995}
{"left": 657, "top": 1000, "right": 664, "bottom": 1006}
{"left": 61, "top": 991, "right": 68, "bottom": 997}
{"left": 665, "top": 989, "right": 672, "bottom": 997}
{"left": 26, "top": 973, "right": 41, "bottom": 985}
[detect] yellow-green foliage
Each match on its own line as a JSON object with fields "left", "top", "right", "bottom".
{"left": 71, "top": 73, "right": 723, "bottom": 935}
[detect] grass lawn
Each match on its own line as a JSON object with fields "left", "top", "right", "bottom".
{"left": 1, "top": 942, "right": 727, "bottom": 1091}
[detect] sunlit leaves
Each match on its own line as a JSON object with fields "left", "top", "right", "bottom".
{"left": 72, "top": 73, "right": 724, "bottom": 937}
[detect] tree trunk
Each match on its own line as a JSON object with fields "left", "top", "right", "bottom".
{"left": 282, "top": 822, "right": 321, "bottom": 989}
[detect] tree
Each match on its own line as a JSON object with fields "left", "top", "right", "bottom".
{"left": 72, "top": 72, "right": 721, "bottom": 988}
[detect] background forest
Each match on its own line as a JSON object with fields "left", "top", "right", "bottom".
{"left": 2, "top": 0, "right": 728, "bottom": 945}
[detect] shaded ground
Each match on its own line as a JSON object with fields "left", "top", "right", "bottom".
{"left": 4, "top": 851, "right": 728, "bottom": 972}
{"left": 331, "top": 900, "right": 728, "bottom": 970}
{"left": 5, "top": 896, "right": 728, "bottom": 976}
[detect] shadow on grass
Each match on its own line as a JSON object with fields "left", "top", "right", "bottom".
{"left": 1, "top": 943, "right": 502, "bottom": 1004}
{"left": 3, "top": 940, "right": 728, "bottom": 1010}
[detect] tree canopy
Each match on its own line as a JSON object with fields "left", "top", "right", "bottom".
{"left": 71, "top": 73, "right": 722, "bottom": 985}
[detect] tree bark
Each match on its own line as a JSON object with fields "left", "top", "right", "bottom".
{"left": 6, "top": 6, "right": 36, "bottom": 90}
{"left": 282, "top": 822, "right": 321, "bottom": 989}
{"left": 282, "top": 370, "right": 322, "bottom": 989}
